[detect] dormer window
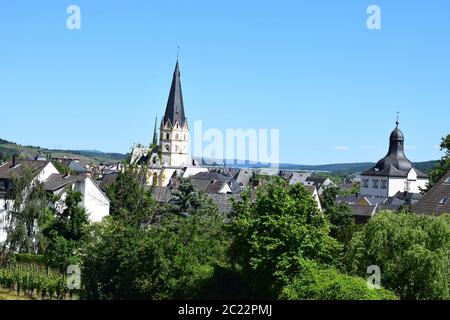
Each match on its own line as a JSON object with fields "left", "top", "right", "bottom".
{"left": 444, "top": 177, "right": 450, "bottom": 184}
{"left": 438, "top": 197, "right": 448, "bottom": 205}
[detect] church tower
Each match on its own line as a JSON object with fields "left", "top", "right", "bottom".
{"left": 360, "top": 119, "right": 428, "bottom": 197}
{"left": 159, "top": 61, "right": 189, "bottom": 167}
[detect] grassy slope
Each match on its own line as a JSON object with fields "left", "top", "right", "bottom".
{"left": 0, "top": 288, "right": 34, "bottom": 300}
{"left": 0, "top": 140, "right": 126, "bottom": 164}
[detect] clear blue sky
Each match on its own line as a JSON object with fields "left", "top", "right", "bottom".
{"left": 0, "top": 0, "right": 449, "bottom": 164}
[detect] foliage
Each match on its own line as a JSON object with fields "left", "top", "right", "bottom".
{"left": 81, "top": 181, "right": 229, "bottom": 300}
{"left": 52, "top": 161, "right": 72, "bottom": 175}
{"left": 15, "top": 254, "right": 46, "bottom": 266}
{"left": 321, "top": 186, "right": 357, "bottom": 244}
{"left": 4, "top": 166, "right": 53, "bottom": 254}
{"left": 346, "top": 211, "right": 450, "bottom": 300}
{"left": 228, "top": 180, "right": 342, "bottom": 298}
{"left": 0, "top": 264, "right": 72, "bottom": 300}
{"left": 43, "top": 191, "right": 89, "bottom": 272}
{"left": 428, "top": 134, "right": 450, "bottom": 188}
{"left": 106, "top": 166, "right": 157, "bottom": 226}
{"left": 279, "top": 260, "right": 397, "bottom": 300}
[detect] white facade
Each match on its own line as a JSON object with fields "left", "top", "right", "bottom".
{"left": 361, "top": 168, "right": 428, "bottom": 197}
{"left": 0, "top": 162, "right": 110, "bottom": 246}
{"left": 160, "top": 120, "right": 190, "bottom": 167}
{"left": 74, "top": 176, "right": 110, "bottom": 222}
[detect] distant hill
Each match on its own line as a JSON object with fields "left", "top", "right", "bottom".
{"left": 0, "top": 138, "right": 127, "bottom": 164}
{"left": 200, "top": 158, "right": 439, "bottom": 175}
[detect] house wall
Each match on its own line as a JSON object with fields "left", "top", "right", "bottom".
{"left": 360, "top": 175, "right": 389, "bottom": 198}
{"left": 361, "top": 170, "right": 429, "bottom": 198}
{"left": 0, "top": 162, "right": 58, "bottom": 245}
{"left": 74, "top": 177, "right": 110, "bottom": 222}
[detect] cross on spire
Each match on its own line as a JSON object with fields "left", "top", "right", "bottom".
{"left": 396, "top": 111, "right": 400, "bottom": 126}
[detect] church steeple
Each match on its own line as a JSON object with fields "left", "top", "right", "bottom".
{"left": 163, "top": 60, "right": 186, "bottom": 128}
{"left": 159, "top": 60, "right": 190, "bottom": 168}
{"left": 375, "top": 119, "right": 413, "bottom": 172}
{"left": 152, "top": 116, "right": 158, "bottom": 146}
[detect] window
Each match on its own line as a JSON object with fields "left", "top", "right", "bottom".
{"left": 363, "top": 179, "right": 369, "bottom": 188}
{"left": 0, "top": 180, "right": 5, "bottom": 191}
{"left": 404, "top": 181, "right": 411, "bottom": 192}
{"left": 152, "top": 173, "right": 158, "bottom": 186}
{"left": 438, "top": 197, "right": 449, "bottom": 205}
{"left": 166, "top": 133, "right": 170, "bottom": 140}
{"left": 175, "top": 134, "right": 179, "bottom": 140}
{"left": 445, "top": 177, "right": 450, "bottom": 184}
{"left": 381, "top": 180, "right": 387, "bottom": 189}
{"left": 373, "top": 179, "right": 379, "bottom": 189}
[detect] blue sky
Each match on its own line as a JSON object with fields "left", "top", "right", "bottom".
{"left": 0, "top": 0, "right": 449, "bottom": 164}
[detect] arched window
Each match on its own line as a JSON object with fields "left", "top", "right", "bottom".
{"left": 184, "top": 134, "right": 186, "bottom": 141}
{"left": 175, "top": 146, "right": 179, "bottom": 152}
{"left": 166, "top": 133, "right": 170, "bottom": 140}
{"left": 152, "top": 173, "right": 158, "bottom": 186}
{"left": 175, "top": 134, "right": 179, "bottom": 140}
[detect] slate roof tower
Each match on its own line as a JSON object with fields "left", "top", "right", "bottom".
{"left": 159, "top": 60, "right": 190, "bottom": 167}
{"left": 360, "top": 119, "right": 428, "bottom": 197}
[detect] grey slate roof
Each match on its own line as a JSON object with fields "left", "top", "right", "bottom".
{"left": 206, "top": 193, "right": 241, "bottom": 214}
{"left": 362, "top": 123, "right": 428, "bottom": 179}
{"left": 0, "top": 160, "right": 50, "bottom": 179}
{"left": 43, "top": 173, "right": 83, "bottom": 192}
{"left": 163, "top": 61, "right": 187, "bottom": 127}
{"left": 68, "top": 161, "right": 90, "bottom": 173}
{"left": 413, "top": 170, "right": 450, "bottom": 215}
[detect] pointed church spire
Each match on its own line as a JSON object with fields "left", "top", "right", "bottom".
{"left": 163, "top": 60, "right": 186, "bottom": 128}
{"left": 152, "top": 115, "right": 158, "bottom": 146}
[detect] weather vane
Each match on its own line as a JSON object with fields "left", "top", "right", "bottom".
{"left": 177, "top": 46, "right": 180, "bottom": 60}
{"left": 396, "top": 111, "right": 400, "bottom": 126}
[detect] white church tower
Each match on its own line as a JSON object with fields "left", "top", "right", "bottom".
{"left": 360, "top": 119, "right": 428, "bottom": 198}
{"left": 159, "top": 60, "right": 190, "bottom": 167}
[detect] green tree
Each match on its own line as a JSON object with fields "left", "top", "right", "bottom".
{"left": 279, "top": 260, "right": 397, "bottom": 300}
{"left": 4, "top": 166, "right": 52, "bottom": 254}
{"left": 43, "top": 190, "right": 89, "bottom": 271}
{"left": 81, "top": 197, "right": 229, "bottom": 300}
{"left": 346, "top": 211, "right": 450, "bottom": 300}
{"left": 428, "top": 134, "right": 450, "bottom": 188}
{"left": 228, "top": 180, "right": 342, "bottom": 298}
{"left": 106, "top": 166, "right": 156, "bottom": 226}
{"left": 321, "top": 186, "right": 357, "bottom": 244}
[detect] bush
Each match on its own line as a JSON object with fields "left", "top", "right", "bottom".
{"left": 280, "top": 261, "right": 397, "bottom": 300}
{"left": 15, "top": 254, "right": 46, "bottom": 266}
{"left": 346, "top": 211, "right": 450, "bottom": 300}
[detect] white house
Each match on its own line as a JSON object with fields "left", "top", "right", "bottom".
{"left": 44, "top": 173, "right": 110, "bottom": 222}
{"left": 360, "top": 121, "right": 428, "bottom": 198}
{"left": 0, "top": 158, "right": 109, "bottom": 244}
